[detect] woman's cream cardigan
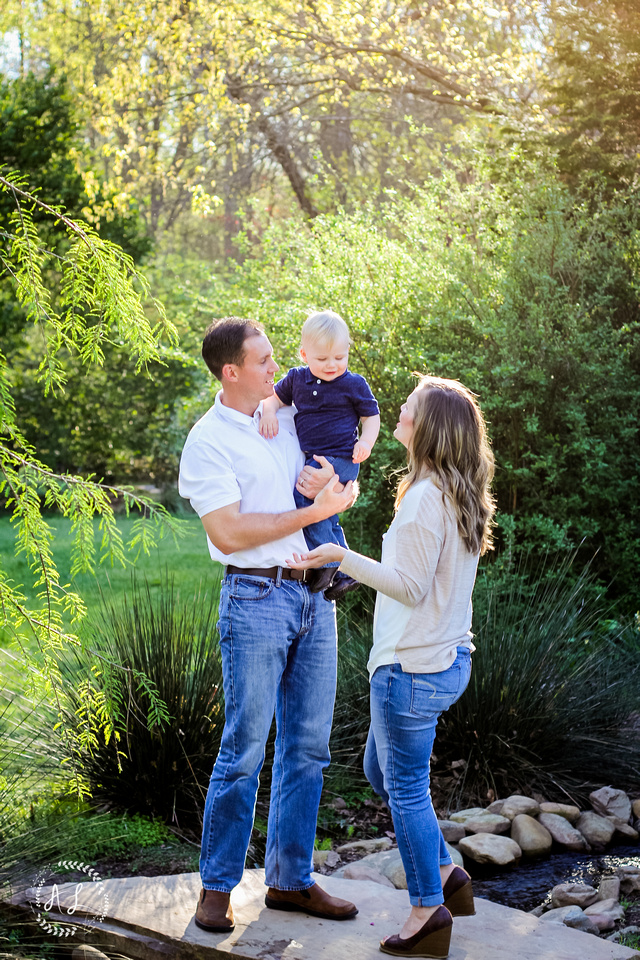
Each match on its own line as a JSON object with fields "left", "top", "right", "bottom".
{"left": 339, "top": 476, "right": 480, "bottom": 679}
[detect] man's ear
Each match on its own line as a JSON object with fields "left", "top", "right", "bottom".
{"left": 221, "top": 362, "right": 239, "bottom": 383}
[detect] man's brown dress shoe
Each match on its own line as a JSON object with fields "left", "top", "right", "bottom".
{"left": 442, "top": 866, "right": 475, "bottom": 916}
{"left": 379, "top": 905, "right": 452, "bottom": 958}
{"left": 265, "top": 882, "right": 358, "bottom": 920}
{"left": 194, "top": 888, "right": 235, "bottom": 932}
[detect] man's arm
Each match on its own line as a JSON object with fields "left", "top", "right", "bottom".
{"left": 201, "top": 476, "right": 353, "bottom": 554}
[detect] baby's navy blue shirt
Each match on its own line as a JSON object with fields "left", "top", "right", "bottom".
{"left": 275, "top": 366, "right": 379, "bottom": 458}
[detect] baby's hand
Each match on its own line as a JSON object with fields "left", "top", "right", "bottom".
{"left": 259, "top": 413, "right": 280, "bottom": 439}
{"left": 352, "top": 440, "right": 371, "bottom": 464}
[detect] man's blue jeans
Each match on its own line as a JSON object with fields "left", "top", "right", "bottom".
{"left": 294, "top": 455, "right": 360, "bottom": 564}
{"left": 200, "top": 571, "right": 337, "bottom": 892}
{"left": 364, "top": 649, "right": 472, "bottom": 906}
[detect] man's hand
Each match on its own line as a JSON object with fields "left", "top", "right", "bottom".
{"left": 313, "top": 474, "right": 355, "bottom": 517}
{"left": 352, "top": 439, "right": 371, "bottom": 464}
{"left": 259, "top": 412, "right": 280, "bottom": 439}
{"left": 296, "top": 455, "right": 338, "bottom": 499}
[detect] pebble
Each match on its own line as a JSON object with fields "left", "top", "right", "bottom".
{"left": 463, "top": 813, "right": 511, "bottom": 836}
{"left": 335, "top": 837, "right": 392, "bottom": 855}
{"left": 584, "top": 898, "right": 625, "bottom": 921}
{"left": 500, "top": 795, "right": 541, "bottom": 820}
{"left": 551, "top": 882, "right": 598, "bottom": 909}
{"left": 575, "top": 811, "right": 616, "bottom": 850}
{"left": 538, "top": 812, "right": 588, "bottom": 852}
{"left": 342, "top": 862, "right": 395, "bottom": 888}
{"left": 449, "top": 807, "right": 486, "bottom": 824}
{"left": 539, "top": 904, "right": 584, "bottom": 924}
{"left": 589, "top": 787, "right": 632, "bottom": 824}
{"left": 438, "top": 819, "right": 465, "bottom": 843}
{"left": 597, "top": 876, "right": 621, "bottom": 901}
{"left": 538, "top": 802, "right": 581, "bottom": 822}
{"left": 510, "top": 814, "right": 553, "bottom": 857}
{"left": 458, "top": 833, "right": 522, "bottom": 866}
{"left": 564, "top": 913, "right": 601, "bottom": 935}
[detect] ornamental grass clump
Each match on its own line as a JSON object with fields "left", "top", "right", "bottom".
{"left": 61, "top": 575, "right": 224, "bottom": 832}
{"left": 437, "top": 556, "right": 640, "bottom": 807}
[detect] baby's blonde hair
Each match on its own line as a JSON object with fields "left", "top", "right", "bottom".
{"left": 301, "top": 310, "right": 351, "bottom": 347}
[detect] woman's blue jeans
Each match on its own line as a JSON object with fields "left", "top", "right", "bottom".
{"left": 200, "top": 572, "right": 337, "bottom": 892}
{"left": 364, "top": 649, "right": 472, "bottom": 906}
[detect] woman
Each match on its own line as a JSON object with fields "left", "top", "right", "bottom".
{"left": 288, "top": 375, "right": 495, "bottom": 958}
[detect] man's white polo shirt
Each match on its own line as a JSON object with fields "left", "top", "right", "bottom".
{"left": 179, "top": 391, "right": 309, "bottom": 567}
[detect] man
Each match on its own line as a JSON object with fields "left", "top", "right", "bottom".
{"left": 179, "top": 317, "right": 358, "bottom": 932}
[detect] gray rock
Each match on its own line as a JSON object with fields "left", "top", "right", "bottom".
{"left": 551, "top": 882, "right": 599, "bottom": 909}
{"left": 335, "top": 837, "right": 392, "bottom": 855}
{"left": 564, "top": 913, "right": 601, "bottom": 935}
{"left": 576, "top": 811, "right": 616, "bottom": 850}
{"left": 538, "top": 802, "right": 581, "bottom": 822}
{"left": 445, "top": 842, "right": 464, "bottom": 868}
{"left": 348, "top": 847, "right": 408, "bottom": 889}
{"left": 71, "top": 949, "right": 111, "bottom": 960}
{"left": 449, "top": 807, "right": 486, "bottom": 824}
{"left": 313, "top": 849, "right": 341, "bottom": 868}
{"left": 538, "top": 813, "right": 588, "bottom": 852}
{"left": 500, "top": 795, "right": 541, "bottom": 820}
{"left": 438, "top": 819, "right": 465, "bottom": 843}
{"left": 606, "top": 815, "right": 639, "bottom": 840}
{"left": 341, "top": 862, "right": 396, "bottom": 888}
{"left": 633, "top": 798, "right": 640, "bottom": 820}
{"left": 458, "top": 833, "right": 522, "bottom": 866}
{"left": 597, "top": 876, "right": 621, "bottom": 901}
{"left": 529, "top": 904, "right": 545, "bottom": 917}
{"left": 539, "top": 905, "right": 584, "bottom": 924}
{"left": 510, "top": 814, "right": 553, "bottom": 857}
{"left": 584, "top": 913, "right": 616, "bottom": 932}
{"left": 584, "top": 898, "right": 625, "bottom": 921}
{"left": 486, "top": 799, "right": 505, "bottom": 815}
{"left": 618, "top": 866, "right": 640, "bottom": 895}
{"left": 589, "top": 786, "right": 632, "bottom": 823}
{"left": 464, "top": 813, "right": 511, "bottom": 836}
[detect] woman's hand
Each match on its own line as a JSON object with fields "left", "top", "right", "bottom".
{"left": 287, "top": 544, "right": 347, "bottom": 569}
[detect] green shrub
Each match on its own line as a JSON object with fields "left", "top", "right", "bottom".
{"left": 437, "top": 555, "right": 640, "bottom": 807}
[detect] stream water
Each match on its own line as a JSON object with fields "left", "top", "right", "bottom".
{"left": 468, "top": 844, "right": 640, "bottom": 912}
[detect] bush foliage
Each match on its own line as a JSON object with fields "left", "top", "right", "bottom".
{"left": 206, "top": 151, "right": 640, "bottom": 602}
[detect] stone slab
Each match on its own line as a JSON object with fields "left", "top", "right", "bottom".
{"left": 10, "top": 870, "right": 640, "bottom": 960}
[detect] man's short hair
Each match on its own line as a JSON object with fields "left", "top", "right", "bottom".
{"left": 202, "top": 317, "right": 264, "bottom": 381}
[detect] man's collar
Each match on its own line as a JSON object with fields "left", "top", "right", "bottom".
{"left": 214, "top": 390, "right": 262, "bottom": 425}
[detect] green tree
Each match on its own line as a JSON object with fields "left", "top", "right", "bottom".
{"left": 546, "top": 0, "right": 640, "bottom": 185}
{"left": 0, "top": 70, "right": 152, "bottom": 344}
{"left": 4, "top": 0, "right": 546, "bottom": 241}
{"left": 0, "top": 169, "right": 181, "bottom": 791}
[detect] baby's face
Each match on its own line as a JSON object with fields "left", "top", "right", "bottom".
{"left": 300, "top": 337, "right": 350, "bottom": 382}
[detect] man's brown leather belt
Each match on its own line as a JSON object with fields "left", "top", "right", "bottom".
{"left": 224, "top": 564, "right": 310, "bottom": 582}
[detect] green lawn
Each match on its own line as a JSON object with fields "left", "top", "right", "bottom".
{"left": 0, "top": 513, "right": 222, "bottom": 642}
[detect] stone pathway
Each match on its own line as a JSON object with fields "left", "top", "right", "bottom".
{"left": 9, "top": 869, "right": 640, "bottom": 960}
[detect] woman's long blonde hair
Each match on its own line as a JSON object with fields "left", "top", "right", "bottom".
{"left": 395, "top": 376, "right": 496, "bottom": 555}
